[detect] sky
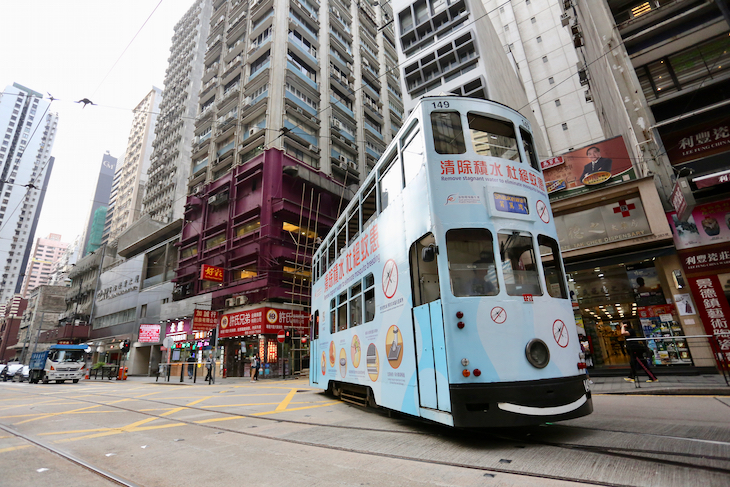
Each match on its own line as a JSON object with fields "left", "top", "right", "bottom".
{"left": 0, "top": 0, "right": 196, "bottom": 247}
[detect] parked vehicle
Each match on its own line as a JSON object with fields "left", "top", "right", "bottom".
{"left": 12, "top": 365, "right": 30, "bottom": 382}
{"left": 29, "top": 344, "right": 87, "bottom": 384}
{"left": 2, "top": 362, "right": 23, "bottom": 382}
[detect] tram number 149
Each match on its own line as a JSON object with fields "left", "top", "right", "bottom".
{"left": 432, "top": 101, "right": 450, "bottom": 109}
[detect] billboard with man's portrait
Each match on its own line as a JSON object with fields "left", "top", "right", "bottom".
{"left": 540, "top": 136, "right": 636, "bottom": 200}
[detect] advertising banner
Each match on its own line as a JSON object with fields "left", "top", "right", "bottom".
{"left": 666, "top": 198, "right": 730, "bottom": 250}
{"left": 165, "top": 319, "right": 192, "bottom": 343}
{"left": 219, "top": 307, "right": 310, "bottom": 338}
{"left": 541, "top": 136, "right": 635, "bottom": 200}
{"left": 192, "top": 309, "right": 218, "bottom": 332}
{"left": 138, "top": 324, "right": 161, "bottom": 343}
{"left": 687, "top": 276, "right": 730, "bottom": 367}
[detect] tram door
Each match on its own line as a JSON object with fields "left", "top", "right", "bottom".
{"left": 410, "top": 235, "right": 451, "bottom": 412}
{"left": 311, "top": 311, "right": 319, "bottom": 384}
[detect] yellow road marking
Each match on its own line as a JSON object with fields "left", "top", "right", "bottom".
{"left": 0, "top": 445, "right": 31, "bottom": 454}
{"left": 253, "top": 401, "right": 340, "bottom": 416}
{"left": 1, "top": 410, "right": 117, "bottom": 419}
{"left": 160, "top": 407, "right": 186, "bottom": 416}
{"left": 135, "top": 391, "right": 164, "bottom": 398}
{"left": 275, "top": 388, "right": 298, "bottom": 411}
{"left": 40, "top": 427, "right": 112, "bottom": 436}
{"left": 201, "top": 400, "right": 320, "bottom": 408}
{"left": 53, "top": 415, "right": 186, "bottom": 443}
{"left": 186, "top": 396, "right": 211, "bottom": 406}
{"left": 15, "top": 405, "right": 101, "bottom": 425}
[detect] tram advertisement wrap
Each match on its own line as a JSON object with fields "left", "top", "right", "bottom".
{"left": 540, "top": 136, "right": 635, "bottom": 199}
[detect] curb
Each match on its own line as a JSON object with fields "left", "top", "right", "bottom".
{"left": 595, "top": 388, "right": 730, "bottom": 396}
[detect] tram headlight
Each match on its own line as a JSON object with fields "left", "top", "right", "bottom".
{"left": 525, "top": 339, "right": 550, "bottom": 369}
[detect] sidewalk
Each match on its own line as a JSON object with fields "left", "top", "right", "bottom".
{"left": 589, "top": 373, "right": 730, "bottom": 395}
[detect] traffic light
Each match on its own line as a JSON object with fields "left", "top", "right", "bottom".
{"left": 121, "top": 339, "right": 130, "bottom": 353}
{"left": 209, "top": 328, "right": 217, "bottom": 343}
{"left": 284, "top": 330, "right": 291, "bottom": 344}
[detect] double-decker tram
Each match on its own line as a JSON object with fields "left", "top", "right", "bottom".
{"left": 309, "top": 96, "right": 592, "bottom": 427}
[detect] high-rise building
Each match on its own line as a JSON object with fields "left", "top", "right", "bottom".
{"left": 186, "top": 0, "right": 404, "bottom": 197}
{"left": 19, "top": 233, "right": 68, "bottom": 298}
{"left": 48, "top": 234, "right": 81, "bottom": 287}
{"left": 101, "top": 164, "right": 122, "bottom": 245}
{"left": 0, "top": 83, "right": 58, "bottom": 303}
{"left": 80, "top": 152, "right": 117, "bottom": 257}
{"left": 104, "top": 88, "right": 161, "bottom": 242}
{"left": 143, "top": 0, "right": 213, "bottom": 224}
{"left": 391, "top": 0, "right": 547, "bottom": 153}
{"left": 484, "top": 0, "right": 604, "bottom": 155}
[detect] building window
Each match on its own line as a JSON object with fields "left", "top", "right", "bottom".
{"left": 562, "top": 123, "right": 568, "bottom": 131}
{"left": 542, "top": 56, "right": 548, "bottom": 63}
{"left": 536, "top": 36, "right": 542, "bottom": 43}
{"left": 504, "top": 24, "right": 509, "bottom": 32}
{"left": 531, "top": 17, "right": 536, "bottom": 24}
{"left": 555, "top": 99, "right": 561, "bottom": 107}
{"left": 548, "top": 77, "right": 555, "bottom": 84}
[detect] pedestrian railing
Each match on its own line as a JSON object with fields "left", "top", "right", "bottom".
{"left": 156, "top": 361, "right": 218, "bottom": 384}
{"left": 625, "top": 334, "right": 729, "bottom": 387}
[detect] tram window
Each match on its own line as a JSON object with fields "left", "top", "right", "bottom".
{"left": 362, "top": 179, "right": 377, "bottom": 229}
{"left": 347, "top": 206, "right": 360, "bottom": 244}
{"left": 468, "top": 113, "right": 520, "bottom": 161}
{"left": 402, "top": 125, "right": 425, "bottom": 186}
{"left": 538, "top": 235, "right": 568, "bottom": 299}
{"left": 313, "top": 310, "right": 319, "bottom": 339}
{"left": 337, "top": 291, "right": 348, "bottom": 331}
{"left": 330, "top": 298, "right": 336, "bottom": 334}
{"left": 411, "top": 233, "right": 441, "bottom": 305}
{"left": 431, "top": 111, "right": 466, "bottom": 154}
{"left": 327, "top": 240, "right": 336, "bottom": 269}
{"left": 379, "top": 150, "right": 402, "bottom": 211}
{"left": 349, "top": 282, "right": 362, "bottom": 327}
{"left": 336, "top": 225, "right": 346, "bottom": 257}
{"left": 520, "top": 128, "right": 540, "bottom": 171}
{"left": 446, "top": 229, "right": 499, "bottom": 297}
{"left": 364, "top": 273, "right": 376, "bottom": 322}
{"left": 498, "top": 231, "right": 543, "bottom": 296}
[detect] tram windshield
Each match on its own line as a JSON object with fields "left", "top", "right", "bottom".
{"left": 431, "top": 111, "right": 466, "bottom": 154}
{"left": 446, "top": 229, "right": 499, "bottom": 297}
{"left": 468, "top": 113, "right": 520, "bottom": 161}
{"left": 499, "top": 231, "right": 543, "bottom": 296}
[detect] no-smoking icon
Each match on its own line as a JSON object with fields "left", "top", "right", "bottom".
{"left": 536, "top": 200, "right": 550, "bottom": 224}
{"left": 553, "top": 319, "right": 569, "bottom": 348}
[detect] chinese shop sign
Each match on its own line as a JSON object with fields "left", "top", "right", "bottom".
{"left": 200, "top": 264, "right": 224, "bottom": 282}
{"left": 192, "top": 309, "right": 218, "bottom": 332}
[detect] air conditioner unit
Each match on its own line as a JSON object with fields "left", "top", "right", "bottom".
{"left": 235, "top": 295, "right": 248, "bottom": 306}
{"left": 339, "top": 155, "right": 346, "bottom": 162}
{"left": 249, "top": 127, "right": 259, "bottom": 136}
{"left": 333, "top": 120, "right": 341, "bottom": 129}
{"left": 348, "top": 161, "right": 357, "bottom": 170}
{"left": 585, "top": 90, "right": 593, "bottom": 103}
{"left": 243, "top": 96, "right": 252, "bottom": 106}
{"left": 249, "top": 44, "right": 257, "bottom": 53}
{"left": 339, "top": 161, "right": 348, "bottom": 169}
{"left": 225, "top": 298, "right": 235, "bottom": 307}
{"left": 209, "top": 191, "right": 229, "bottom": 206}
{"left": 307, "top": 144, "right": 317, "bottom": 151}
{"left": 561, "top": 13, "right": 570, "bottom": 26}
{"left": 296, "top": 107, "right": 303, "bottom": 114}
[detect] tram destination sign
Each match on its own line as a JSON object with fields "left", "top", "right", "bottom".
{"left": 493, "top": 192, "right": 529, "bottom": 215}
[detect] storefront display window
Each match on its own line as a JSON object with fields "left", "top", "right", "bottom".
{"left": 568, "top": 259, "right": 691, "bottom": 369}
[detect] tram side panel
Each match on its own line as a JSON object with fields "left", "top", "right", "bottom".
{"left": 312, "top": 188, "right": 424, "bottom": 419}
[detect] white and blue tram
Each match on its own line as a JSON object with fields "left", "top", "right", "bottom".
{"left": 309, "top": 96, "right": 592, "bottom": 427}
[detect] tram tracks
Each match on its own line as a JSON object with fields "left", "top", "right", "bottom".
{"left": 2, "top": 385, "right": 730, "bottom": 486}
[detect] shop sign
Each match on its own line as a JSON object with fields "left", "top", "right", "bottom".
{"left": 687, "top": 276, "right": 730, "bottom": 366}
{"left": 694, "top": 169, "right": 730, "bottom": 189}
{"left": 97, "top": 274, "right": 140, "bottom": 302}
{"left": 192, "top": 309, "right": 218, "bottom": 332}
{"left": 670, "top": 178, "right": 695, "bottom": 222}
{"left": 200, "top": 264, "right": 224, "bottom": 282}
{"left": 166, "top": 320, "right": 192, "bottom": 342}
{"left": 138, "top": 324, "right": 161, "bottom": 343}
{"left": 667, "top": 198, "right": 730, "bottom": 250}
{"left": 542, "top": 136, "right": 635, "bottom": 200}
{"left": 539, "top": 156, "right": 564, "bottom": 170}
{"left": 219, "top": 307, "right": 309, "bottom": 338}
{"left": 663, "top": 116, "right": 730, "bottom": 165}
{"left": 679, "top": 247, "right": 730, "bottom": 274}
{"left": 554, "top": 197, "right": 652, "bottom": 251}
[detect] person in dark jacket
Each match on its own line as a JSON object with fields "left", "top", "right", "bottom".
{"left": 621, "top": 321, "right": 658, "bottom": 382}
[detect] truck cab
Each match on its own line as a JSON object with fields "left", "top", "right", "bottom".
{"left": 30, "top": 344, "right": 88, "bottom": 384}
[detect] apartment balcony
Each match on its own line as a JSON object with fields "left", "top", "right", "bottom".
{"left": 39, "top": 324, "right": 90, "bottom": 343}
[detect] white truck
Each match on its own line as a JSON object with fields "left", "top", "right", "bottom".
{"left": 29, "top": 344, "right": 87, "bottom": 384}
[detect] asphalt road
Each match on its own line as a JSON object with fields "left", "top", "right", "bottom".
{"left": 0, "top": 377, "right": 729, "bottom": 487}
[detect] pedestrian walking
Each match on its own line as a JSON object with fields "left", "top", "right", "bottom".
{"left": 186, "top": 354, "right": 195, "bottom": 379}
{"left": 205, "top": 353, "right": 214, "bottom": 383}
{"left": 251, "top": 355, "right": 260, "bottom": 382}
{"left": 621, "top": 321, "right": 658, "bottom": 383}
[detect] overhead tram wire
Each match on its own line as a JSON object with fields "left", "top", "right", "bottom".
{"left": 89, "top": 0, "right": 165, "bottom": 99}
